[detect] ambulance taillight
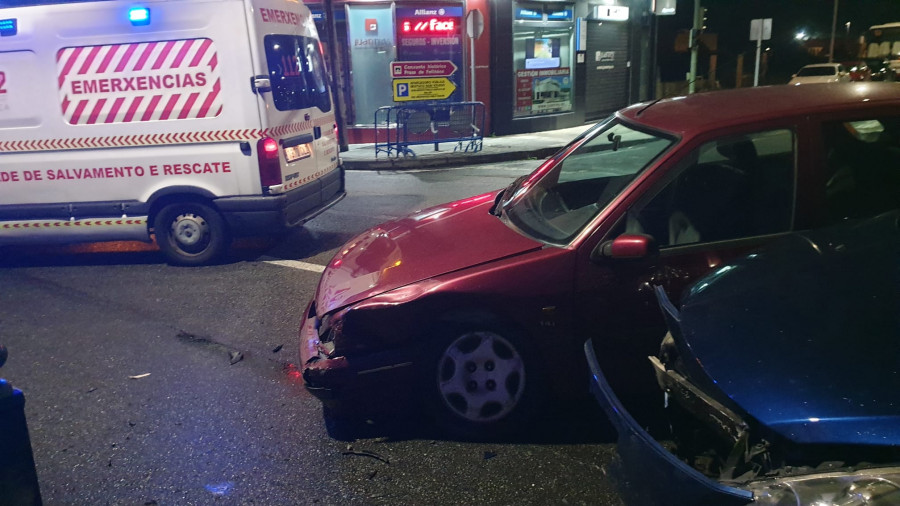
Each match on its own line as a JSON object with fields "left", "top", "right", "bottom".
{"left": 257, "top": 137, "right": 282, "bottom": 187}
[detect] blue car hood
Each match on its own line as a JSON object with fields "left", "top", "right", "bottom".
{"left": 670, "top": 211, "right": 900, "bottom": 446}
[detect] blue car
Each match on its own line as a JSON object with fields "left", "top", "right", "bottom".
{"left": 586, "top": 209, "right": 900, "bottom": 505}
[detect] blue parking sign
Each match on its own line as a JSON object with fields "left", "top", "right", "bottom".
{"left": 396, "top": 82, "right": 409, "bottom": 97}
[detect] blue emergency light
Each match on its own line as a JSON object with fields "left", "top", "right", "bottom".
{"left": 0, "top": 18, "right": 17, "bottom": 37}
{"left": 129, "top": 7, "right": 150, "bottom": 26}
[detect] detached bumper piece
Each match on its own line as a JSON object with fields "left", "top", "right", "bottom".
{"left": 301, "top": 355, "right": 351, "bottom": 400}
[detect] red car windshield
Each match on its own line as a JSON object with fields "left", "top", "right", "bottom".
{"left": 503, "top": 118, "right": 674, "bottom": 244}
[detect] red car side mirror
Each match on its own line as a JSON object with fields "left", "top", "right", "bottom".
{"left": 593, "top": 234, "right": 657, "bottom": 262}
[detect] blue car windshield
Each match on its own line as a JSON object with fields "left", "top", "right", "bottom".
{"left": 503, "top": 118, "right": 674, "bottom": 244}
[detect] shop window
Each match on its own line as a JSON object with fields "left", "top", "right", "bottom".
{"left": 512, "top": 2, "right": 575, "bottom": 118}
{"left": 345, "top": 4, "right": 396, "bottom": 126}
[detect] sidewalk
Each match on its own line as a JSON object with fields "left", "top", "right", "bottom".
{"left": 340, "top": 124, "right": 592, "bottom": 170}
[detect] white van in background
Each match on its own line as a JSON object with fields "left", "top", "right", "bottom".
{"left": 0, "top": 0, "right": 344, "bottom": 265}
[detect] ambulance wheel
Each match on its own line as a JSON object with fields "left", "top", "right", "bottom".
{"left": 154, "top": 202, "right": 229, "bottom": 266}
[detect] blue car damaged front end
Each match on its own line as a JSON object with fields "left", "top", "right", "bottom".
{"left": 586, "top": 211, "right": 900, "bottom": 505}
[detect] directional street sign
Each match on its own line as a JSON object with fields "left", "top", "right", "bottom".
{"left": 393, "top": 78, "right": 457, "bottom": 101}
{"left": 391, "top": 61, "right": 458, "bottom": 78}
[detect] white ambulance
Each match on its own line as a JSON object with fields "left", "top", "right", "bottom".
{"left": 0, "top": 0, "right": 345, "bottom": 265}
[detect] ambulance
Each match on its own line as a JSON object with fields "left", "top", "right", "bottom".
{"left": 0, "top": 0, "right": 345, "bottom": 265}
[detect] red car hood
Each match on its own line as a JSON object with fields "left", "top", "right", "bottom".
{"left": 315, "top": 192, "right": 543, "bottom": 314}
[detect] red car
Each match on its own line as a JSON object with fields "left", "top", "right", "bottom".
{"left": 299, "top": 83, "right": 900, "bottom": 438}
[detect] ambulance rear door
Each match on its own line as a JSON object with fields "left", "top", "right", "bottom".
{"left": 245, "top": 0, "right": 339, "bottom": 195}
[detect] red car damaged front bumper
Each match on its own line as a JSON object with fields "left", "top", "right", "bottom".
{"left": 298, "top": 301, "right": 418, "bottom": 411}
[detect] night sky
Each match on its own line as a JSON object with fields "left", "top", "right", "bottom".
{"left": 656, "top": 0, "right": 900, "bottom": 85}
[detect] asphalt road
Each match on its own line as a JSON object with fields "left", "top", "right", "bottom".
{"left": 0, "top": 162, "right": 627, "bottom": 505}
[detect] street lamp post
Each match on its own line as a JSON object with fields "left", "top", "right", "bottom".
{"left": 688, "top": 0, "right": 701, "bottom": 93}
{"left": 829, "top": 0, "right": 839, "bottom": 62}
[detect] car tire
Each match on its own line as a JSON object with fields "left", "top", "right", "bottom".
{"left": 153, "top": 202, "right": 229, "bottom": 266}
{"left": 421, "top": 323, "right": 542, "bottom": 440}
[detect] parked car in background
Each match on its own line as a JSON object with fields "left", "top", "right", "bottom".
{"left": 869, "top": 58, "right": 898, "bottom": 81}
{"left": 843, "top": 60, "right": 872, "bottom": 81}
{"left": 788, "top": 63, "right": 850, "bottom": 85}
{"left": 586, "top": 208, "right": 900, "bottom": 505}
{"left": 299, "top": 84, "right": 900, "bottom": 438}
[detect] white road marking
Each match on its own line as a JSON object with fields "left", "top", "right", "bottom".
{"left": 264, "top": 260, "right": 326, "bottom": 273}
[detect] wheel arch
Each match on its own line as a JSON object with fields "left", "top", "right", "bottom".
{"left": 146, "top": 186, "right": 219, "bottom": 232}
{"left": 431, "top": 307, "right": 533, "bottom": 341}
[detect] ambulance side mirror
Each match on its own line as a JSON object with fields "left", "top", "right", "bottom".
{"left": 251, "top": 76, "right": 272, "bottom": 94}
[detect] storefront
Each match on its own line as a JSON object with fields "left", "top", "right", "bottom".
{"left": 491, "top": 0, "right": 644, "bottom": 135}
{"left": 311, "top": 0, "right": 489, "bottom": 144}
{"left": 583, "top": 5, "right": 633, "bottom": 121}
{"left": 511, "top": 3, "right": 576, "bottom": 119}
{"left": 312, "top": 0, "right": 649, "bottom": 143}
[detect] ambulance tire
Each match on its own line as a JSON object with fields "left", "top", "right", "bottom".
{"left": 154, "top": 202, "right": 229, "bottom": 266}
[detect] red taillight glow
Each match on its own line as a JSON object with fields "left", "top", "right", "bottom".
{"left": 262, "top": 138, "right": 278, "bottom": 157}
{"left": 333, "top": 123, "right": 339, "bottom": 138}
{"left": 257, "top": 137, "right": 282, "bottom": 187}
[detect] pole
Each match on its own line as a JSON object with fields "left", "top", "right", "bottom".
{"left": 470, "top": 35, "right": 476, "bottom": 102}
{"left": 653, "top": 14, "right": 659, "bottom": 99}
{"left": 829, "top": 0, "right": 839, "bottom": 62}
{"left": 754, "top": 33, "right": 762, "bottom": 86}
{"left": 688, "top": 0, "right": 700, "bottom": 93}
{"left": 323, "top": 0, "right": 348, "bottom": 150}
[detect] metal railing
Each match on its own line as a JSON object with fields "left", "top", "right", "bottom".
{"left": 374, "top": 102, "right": 485, "bottom": 158}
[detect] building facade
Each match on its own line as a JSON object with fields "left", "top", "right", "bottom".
{"left": 311, "top": 0, "right": 657, "bottom": 144}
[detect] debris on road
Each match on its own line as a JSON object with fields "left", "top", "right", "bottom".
{"left": 341, "top": 444, "right": 390, "bottom": 464}
{"left": 128, "top": 373, "right": 151, "bottom": 379}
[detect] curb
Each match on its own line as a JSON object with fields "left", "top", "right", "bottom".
{"left": 341, "top": 146, "right": 563, "bottom": 170}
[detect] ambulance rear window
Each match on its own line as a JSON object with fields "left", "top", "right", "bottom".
{"left": 264, "top": 35, "right": 331, "bottom": 113}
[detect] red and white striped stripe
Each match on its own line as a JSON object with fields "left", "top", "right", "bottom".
{"left": 56, "top": 38, "right": 222, "bottom": 125}
{"left": 0, "top": 116, "right": 336, "bottom": 152}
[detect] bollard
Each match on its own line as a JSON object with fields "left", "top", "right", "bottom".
{"left": 0, "top": 344, "right": 42, "bottom": 506}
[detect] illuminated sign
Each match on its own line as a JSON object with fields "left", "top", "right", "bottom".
{"left": 594, "top": 6, "right": 628, "bottom": 21}
{"left": 393, "top": 77, "right": 456, "bottom": 101}
{"left": 653, "top": 0, "right": 676, "bottom": 16}
{"left": 400, "top": 17, "right": 456, "bottom": 34}
{"left": 547, "top": 9, "right": 573, "bottom": 21}
{"left": 391, "top": 60, "right": 458, "bottom": 78}
{"left": 515, "top": 8, "right": 573, "bottom": 22}
{"left": 515, "top": 8, "right": 543, "bottom": 20}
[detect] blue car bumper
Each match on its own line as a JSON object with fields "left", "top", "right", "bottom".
{"left": 584, "top": 338, "right": 753, "bottom": 506}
